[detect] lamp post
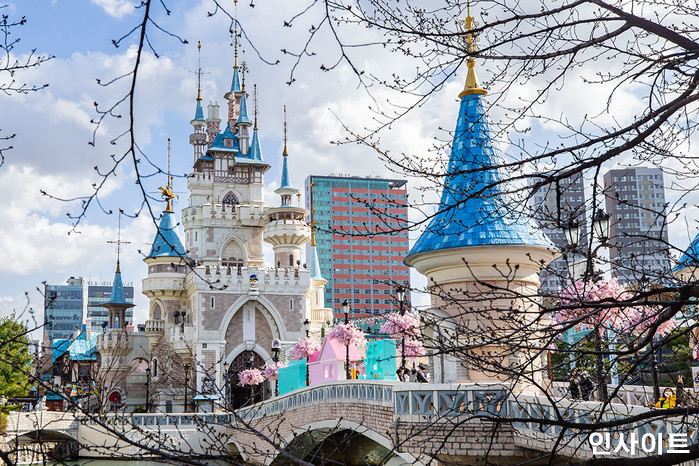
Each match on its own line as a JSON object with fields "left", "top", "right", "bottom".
{"left": 183, "top": 363, "right": 190, "bottom": 413}
{"left": 342, "top": 299, "right": 351, "bottom": 380}
{"left": 271, "top": 339, "right": 280, "bottom": 397}
{"left": 397, "top": 285, "right": 406, "bottom": 370}
{"left": 303, "top": 319, "right": 311, "bottom": 387}
{"left": 562, "top": 208, "right": 611, "bottom": 402}
{"left": 145, "top": 366, "right": 151, "bottom": 412}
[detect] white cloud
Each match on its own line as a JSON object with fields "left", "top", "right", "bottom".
{"left": 90, "top": 0, "right": 136, "bottom": 18}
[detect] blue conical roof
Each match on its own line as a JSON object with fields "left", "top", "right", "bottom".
{"left": 407, "top": 91, "right": 554, "bottom": 257}
{"left": 309, "top": 241, "right": 324, "bottom": 281}
{"left": 147, "top": 211, "right": 188, "bottom": 259}
{"left": 249, "top": 128, "right": 263, "bottom": 161}
{"left": 230, "top": 67, "right": 242, "bottom": 94}
{"left": 675, "top": 233, "right": 699, "bottom": 271}
{"left": 193, "top": 99, "right": 205, "bottom": 121}
{"left": 99, "top": 265, "right": 135, "bottom": 308}
{"left": 279, "top": 155, "right": 292, "bottom": 189}
{"left": 236, "top": 92, "right": 251, "bottom": 125}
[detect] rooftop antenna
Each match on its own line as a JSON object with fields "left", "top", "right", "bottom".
{"left": 253, "top": 84, "right": 259, "bottom": 129}
{"left": 282, "top": 105, "right": 288, "bottom": 156}
{"left": 233, "top": 0, "right": 239, "bottom": 68}
{"left": 197, "top": 41, "right": 202, "bottom": 101}
{"left": 107, "top": 211, "right": 131, "bottom": 273}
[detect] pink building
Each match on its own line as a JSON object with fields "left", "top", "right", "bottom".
{"left": 308, "top": 338, "right": 363, "bottom": 385}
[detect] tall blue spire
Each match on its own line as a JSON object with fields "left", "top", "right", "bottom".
{"left": 249, "top": 128, "right": 262, "bottom": 161}
{"left": 407, "top": 60, "right": 553, "bottom": 258}
{"left": 279, "top": 152, "right": 291, "bottom": 189}
{"left": 236, "top": 91, "right": 251, "bottom": 125}
{"left": 309, "top": 232, "right": 325, "bottom": 282}
{"left": 100, "top": 263, "right": 136, "bottom": 308}
{"left": 194, "top": 99, "right": 205, "bottom": 121}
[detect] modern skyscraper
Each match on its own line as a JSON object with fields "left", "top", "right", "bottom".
{"left": 603, "top": 167, "right": 670, "bottom": 284}
{"left": 44, "top": 277, "right": 84, "bottom": 341}
{"left": 528, "top": 172, "right": 588, "bottom": 293}
{"left": 87, "top": 281, "right": 134, "bottom": 331}
{"left": 305, "top": 175, "right": 409, "bottom": 318}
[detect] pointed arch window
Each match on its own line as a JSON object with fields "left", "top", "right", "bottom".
{"left": 222, "top": 192, "right": 239, "bottom": 206}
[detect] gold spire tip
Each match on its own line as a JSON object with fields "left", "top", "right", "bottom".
{"left": 160, "top": 138, "right": 175, "bottom": 213}
{"left": 311, "top": 230, "right": 316, "bottom": 247}
{"left": 458, "top": 4, "right": 487, "bottom": 98}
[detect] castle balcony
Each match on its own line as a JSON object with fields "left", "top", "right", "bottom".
{"left": 142, "top": 276, "right": 186, "bottom": 298}
{"left": 189, "top": 132, "right": 207, "bottom": 146}
{"left": 263, "top": 219, "right": 311, "bottom": 246}
{"left": 181, "top": 202, "right": 266, "bottom": 228}
{"left": 169, "top": 325, "right": 195, "bottom": 355}
{"left": 310, "top": 307, "right": 334, "bottom": 328}
{"left": 188, "top": 264, "right": 311, "bottom": 295}
{"left": 145, "top": 319, "right": 164, "bottom": 336}
{"left": 96, "top": 329, "right": 132, "bottom": 353}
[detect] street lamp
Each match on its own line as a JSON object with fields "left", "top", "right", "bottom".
{"left": 271, "top": 339, "right": 280, "bottom": 397}
{"left": 396, "top": 285, "right": 407, "bottom": 370}
{"left": 342, "top": 299, "right": 351, "bottom": 380}
{"left": 183, "top": 363, "right": 190, "bottom": 413}
{"left": 562, "top": 209, "right": 611, "bottom": 402}
{"left": 145, "top": 366, "right": 151, "bottom": 412}
{"left": 303, "top": 319, "right": 311, "bottom": 337}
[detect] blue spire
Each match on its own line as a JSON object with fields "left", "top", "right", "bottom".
{"left": 236, "top": 91, "right": 251, "bottom": 125}
{"left": 309, "top": 233, "right": 325, "bottom": 281}
{"left": 279, "top": 154, "right": 291, "bottom": 189}
{"left": 675, "top": 233, "right": 699, "bottom": 271}
{"left": 248, "top": 128, "right": 263, "bottom": 161}
{"left": 194, "top": 99, "right": 205, "bottom": 121}
{"left": 100, "top": 264, "right": 136, "bottom": 308}
{"left": 407, "top": 85, "right": 553, "bottom": 258}
{"left": 147, "top": 211, "right": 188, "bottom": 259}
{"left": 230, "top": 67, "right": 242, "bottom": 94}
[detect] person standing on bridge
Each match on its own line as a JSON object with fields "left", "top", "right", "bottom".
{"left": 580, "top": 371, "right": 595, "bottom": 401}
{"left": 569, "top": 369, "right": 581, "bottom": 399}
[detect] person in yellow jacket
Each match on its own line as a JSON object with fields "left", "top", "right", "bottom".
{"left": 654, "top": 388, "right": 676, "bottom": 409}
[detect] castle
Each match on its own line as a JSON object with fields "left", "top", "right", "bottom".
{"left": 91, "top": 36, "right": 333, "bottom": 412}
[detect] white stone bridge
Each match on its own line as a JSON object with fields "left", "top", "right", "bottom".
{"left": 4, "top": 381, "right": 697, "bottom": 464}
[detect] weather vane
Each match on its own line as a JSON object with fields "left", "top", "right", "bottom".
{"left": 107, "top": 210, "right": 131, "bottom": 272}
{"left": 158, "top": 138, "right": 176, "bottom": 212}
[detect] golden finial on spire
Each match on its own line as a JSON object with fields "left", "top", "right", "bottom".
{"left": 241, "top": 53, "right": 247, "bottom": 92}
{"left": 196, "top": 41, "right": 202, "bottom": 101}
{"left": 253, "top": 84, "right": 258, "bottom": 130}
{"left": 158, "top": 138, "right": 176, "bottom": 213}
{"left": 458, "top": 0, "right": 487, "bottom": 98}
{"left": 296, "top": 191, "right": 301, "bottom": 206}
{"left": 233, "top": 0, "right": 239, "bottom": 68}
{"left": 107, "top": 211, "right": 131, "bottom": 273}
{"left": 282, "top": 105, "right": 288, "bottom": 157}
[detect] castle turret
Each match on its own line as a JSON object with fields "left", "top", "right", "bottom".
{"left": 235, "top": 81, "right": 252, "bottom": 155}
{"left": 404, "top": 12, "right": 557, "bottom": 388}
{"left": 190, "top": 42, "right": 208, "bottom": 163}
{"left": 264, "top": 106, "right": 311, "bottom": 268}
{"left": 98, "top": 260, "right": 136, "bottom": 331}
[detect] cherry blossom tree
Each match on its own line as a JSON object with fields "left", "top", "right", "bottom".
{"left": 289, "top": 336, "right": 321, "bottom": 361}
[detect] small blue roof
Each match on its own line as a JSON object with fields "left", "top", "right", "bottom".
{"left": 236, "top": 92, "right": 251, "bottom": 125}
{"left": 248, "top": 128, "right": 263, "bottom": 161}
{"left": 99, "top": 267, "right": 135, "bottom": 309}
{"left": 52, "top": 333, "right": 99, "bottom": 362}
{"left": 309, "top": 243, "right": 324, "bottom": 281}
{"left": 675, "top": 232, "right": 699, "bottom": 271}
{"left": 193, "top": 99, "right": 205, "bottom": 121}
{"left": 230, "top": 67, "right": 242, "bottom": 94}
{"left": 147, "top": 211, "right": 188, "bottom": 259}
{"left": 193, "top": 394, "right": 219, "bottom": 401}
{"left": 208, "top": 123, "right": 240, "bottom": 154}
{"left": 407, "top": 92, "right": 554, "bottom": 257}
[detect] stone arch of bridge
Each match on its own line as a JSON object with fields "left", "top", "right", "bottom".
{"left": 9, "top": 429, "right": 78, "bottom": 445}
{"left": 270, "top": 419, "right": 416, "bottom": 465}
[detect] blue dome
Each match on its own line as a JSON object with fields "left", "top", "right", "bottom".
{"left": 147, "top": 211, "right": 188, "bottom": 259}
{"left": 408, "top": 92, "right": 554, "bottom": 258}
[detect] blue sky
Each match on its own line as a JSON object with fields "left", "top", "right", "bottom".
{"left": 2, "top": 0, "right": 697, "bottom": 331}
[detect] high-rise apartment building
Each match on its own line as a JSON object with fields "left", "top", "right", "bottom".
{"left": 305, "top": 175, "right": 409, "bottom": 318}
{"left": 87, "top": 282, "right": 134, "bottom": 331}
{"left": 603, "top": 167, "right": 670, "bottom": 284}
{"left": 44, "top": 277, "right": 84, "bottom": 341}
{"left": 528, "top": 172, "right": 588, "bottom": 293}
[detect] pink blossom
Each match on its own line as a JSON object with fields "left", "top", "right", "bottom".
{"left": 327, "top": 322, "right": 366, "bottom": 347}
{"left": 357, "top": 362, "right": 366, "bottom": 376}
{"left": 380, "top": 312, "right": 421, "bottom": 338}
{"left": 290, "top": 336, "right": 321, "bottom": 360}
{"left": 262, "top": 362, "right": 286, "bottom": 381}
{"left": 400, "top": 338, "right": 426, "bottom": 358}
{"left": 237, "top": 368, "right": 265, "bottom": 386}
{"left": 555, "top": 279, "right": 675, "bottom": 337}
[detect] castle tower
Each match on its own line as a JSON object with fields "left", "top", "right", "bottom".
{"left": 404, "top": 12, "right": 557, "bottom": 388}
{"left": 98, "top": 260, "right": 136, "bottom": 331}
{"left": 263, "top": 106, "right": 311, "bottom": 268}
{"left": 235, "top": 75, "right": 252, "bottom": 156}
{"left": 190, "top": 42, "right": 208, "bottom": 163}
